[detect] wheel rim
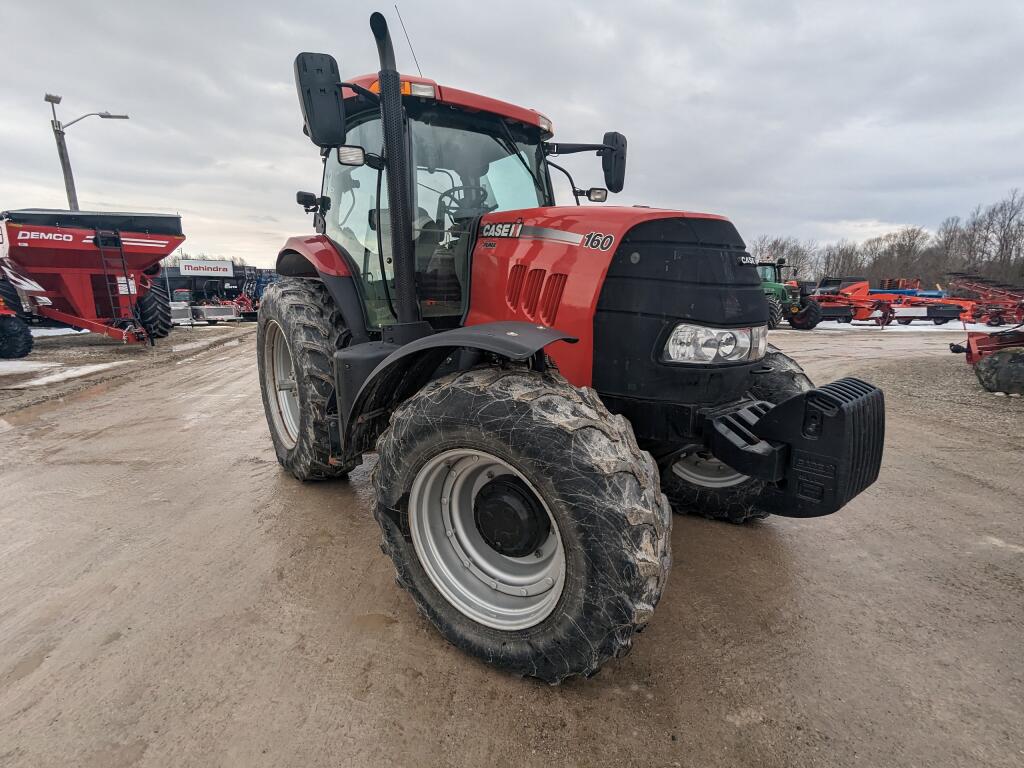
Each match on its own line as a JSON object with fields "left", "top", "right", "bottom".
{"left": 409, "top": 448, "right": 566, "bottom": 631}
{"left": 671, "top": 451, "right": 747, "bottom": 488}
{"left": 264, "top": 320, "right": 300, "bottom": 448}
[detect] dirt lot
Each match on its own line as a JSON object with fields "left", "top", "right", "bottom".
{"left": 0, "top": 324, "right": 255, "bottom": 415}
{"left": 1, "top": 329, "right": 1021, "bottom": 768}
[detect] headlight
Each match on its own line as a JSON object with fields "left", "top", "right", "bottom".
{"left": 663, "top": 323, "right": 768, "bottom": 364}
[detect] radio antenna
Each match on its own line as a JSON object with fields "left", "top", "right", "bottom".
{"left": 393, "top": 5, "right": 423, "bottom": 77}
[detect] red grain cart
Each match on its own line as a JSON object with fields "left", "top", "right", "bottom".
{"left": 0, "top": 209, "right": 184, "bottom": 344}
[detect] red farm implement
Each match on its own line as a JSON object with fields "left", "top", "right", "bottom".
{"left": 950, "top": 326, "right": 1024, "bottom": 394}
{"left": 0, "top": 209, "right": 184, "bottom": 344}
{"left": 812, "top": 280, "right": 965, "bottom": 327}
{"left": 945, "top": 273, "right": 1024, "bottom": 327}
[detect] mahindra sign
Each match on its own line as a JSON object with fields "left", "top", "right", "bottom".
{"left": 179, "top": 259, "right": 234, "bottom": 277}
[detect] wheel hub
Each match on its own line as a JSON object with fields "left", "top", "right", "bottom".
{"left": 474, "top": 476, "right": 551, "bottom": 558}
{"left": 408, "top": 449, "right": 566, "bottom": 630}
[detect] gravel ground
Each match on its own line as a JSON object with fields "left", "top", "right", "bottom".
{"left": 0, "top": 328, "right": 1021, "bottom": 768}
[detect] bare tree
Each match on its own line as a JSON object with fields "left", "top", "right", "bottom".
{"left": 752, "top": 188, "right": 1024, "bottom": 288}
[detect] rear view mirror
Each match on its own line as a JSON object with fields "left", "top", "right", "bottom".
{"left": 601, "top": 131, "right": 627, "bottom": 193}
{"left": 294, "top": 52, "right": 346, "bottom": 148}
{"left": 336, "top": 145, "right": 366, "bottom": 166}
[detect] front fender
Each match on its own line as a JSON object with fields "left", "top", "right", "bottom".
{"left": 276, "top": 235, "right": 352, "bottom": 277}
{"left": 341, "top": 321, "right": 577, "bottom": 458}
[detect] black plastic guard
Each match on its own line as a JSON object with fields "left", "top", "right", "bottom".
{"left": 340, "top": 321, "right": 577, "bottom": 461}
{"left": 709, "top": 378, "right": 885, "bottom": 517}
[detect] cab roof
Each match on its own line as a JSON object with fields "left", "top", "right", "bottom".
{"left": 342, "top": 74, "right": 553, "bottom": 139}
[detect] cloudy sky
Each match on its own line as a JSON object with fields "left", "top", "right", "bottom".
{"left": 2, "top": 0, "right": 1022, "bottom": 266}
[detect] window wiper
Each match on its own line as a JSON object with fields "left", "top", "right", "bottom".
{"left": 493, "top": 122, "right": 547, "bottom": 202}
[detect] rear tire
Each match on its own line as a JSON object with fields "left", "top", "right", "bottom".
{"left": 897, "top": 318, "right": 913, "bottom": 325}
{"left": 660, "top": 345, "right": 813, "bottom": 523}
{"left": 137, "top": 281, "right": 173, "bottom": 339}
{"left": 0, "top": 315, "right": 33, "bottom": 359}
{"left": 787, "top": 297, "right": 822, "bottom": 330}
{"left": 373, "top": 367, "right": 671, "bottom": 683}
{"left": 766, "top": 295, "right": 784, "bottom": 329}
{"left": 257, "top": 278, "right": 357, "bottom": 480}
{"left": 932, "top": 318, "right": 950, "bottom": 325}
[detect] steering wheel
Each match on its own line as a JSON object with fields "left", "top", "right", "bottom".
{"left": 436, "top": 185, "right": 494, "bottom": 222}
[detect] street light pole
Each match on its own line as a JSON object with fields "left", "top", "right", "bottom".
{"left": 44, "top": 94, "right": 129, "bottom": 211}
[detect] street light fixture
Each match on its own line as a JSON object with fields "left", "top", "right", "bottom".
{"left": 44, "top": 93, "right": 130, "bottom": 211}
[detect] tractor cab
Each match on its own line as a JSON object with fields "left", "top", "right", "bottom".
{"left": 299, "top": 72, "right": 625, "bottom": 332}
{"left": 323, "top": 85, "right": 551, "bottom": 328}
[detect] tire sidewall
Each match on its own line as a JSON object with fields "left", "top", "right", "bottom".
{"left": 257, "top": 287, "right": 320, "bottom": 476}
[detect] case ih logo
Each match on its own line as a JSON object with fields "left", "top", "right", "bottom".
{"left": 480, "top": 222, "right": 523, "bottom": 239}
{"left": 18, "top": 230, "right": 74, "bottom": 242}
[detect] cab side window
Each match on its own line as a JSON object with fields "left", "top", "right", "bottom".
{"left": 323, "top": 117, "right": 394, "bottom": 328}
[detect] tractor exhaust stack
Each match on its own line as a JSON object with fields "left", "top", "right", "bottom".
{"left": 370, "top": 12, "right": 421, "bottom": 330}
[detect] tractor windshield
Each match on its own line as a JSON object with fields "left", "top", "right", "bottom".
{"left": 323, "top": 104, "right": 552, "bottom": 329}
{"left": 757, "top": 265, "right": 779, "bottom": 282}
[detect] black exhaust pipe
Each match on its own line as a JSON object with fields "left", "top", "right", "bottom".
{"left": 369, "top": 11, "right": 419, "bottom": 327}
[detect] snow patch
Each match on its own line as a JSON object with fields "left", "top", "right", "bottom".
{"left": 0, "top": 361, "right": 61, "bottom": 377}
{"left": 981, "top": 536, "right": 1024, "bottom": 554}
{"left": 771, "top": 321, "right": 1006, "bottom": 334}
{"left": 30, "top": 327, "right": 90, "bottom": 337}
{"left": 8, "top": 361, "right": 134, "bottom": 388}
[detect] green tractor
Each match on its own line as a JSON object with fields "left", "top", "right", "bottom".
{"left": 757, "top": 259, "right": 822, "bottom": 330}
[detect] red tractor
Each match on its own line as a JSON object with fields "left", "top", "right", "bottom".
{"left": 257, "top": 13, "right": 886, "bottom": 683}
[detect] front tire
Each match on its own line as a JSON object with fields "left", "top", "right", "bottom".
{"left": 257, "top": 278, "right": 356, "bottom": 480}
{"left": 660, "top": 345, "right": 813, "bottom": 523}
{"left": 787, "top": 297, "right": 822, "bottom": 330}
{"left": 373, "top": 367, "right": 671, "bottom": 683}
{"left": 0, "top": 315, "right": 33, "bottom": 359}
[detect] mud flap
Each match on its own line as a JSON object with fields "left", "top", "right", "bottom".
{"left": 708, "top": 378, "right": 885, "bottom": 517}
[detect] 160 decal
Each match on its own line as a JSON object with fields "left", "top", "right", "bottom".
{"left": 582, "top": 232, "right": 615, "bottom": 251}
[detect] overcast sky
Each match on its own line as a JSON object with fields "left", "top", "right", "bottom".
{"left": 2, "top": 1, "right": 1022, "bottom": 266}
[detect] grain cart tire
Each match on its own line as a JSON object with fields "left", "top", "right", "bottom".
{"left": 257, "top": 278, "right": 357, "bottom": 480}
{"left": 0, "top": 280, "right": 28, "bottom": 319}
{"left": 373, "top": 367, "right": 672, "bottom": 684}
{"left": 766, "top": 295, "right": 784, "bottom": 330}
{"left": 137, "top": 281, "right": 173, "bottom": 339}
{"left": 660, "top": 345, "right": 813, "bottom": 523}
{"left": 0, "top": 315, "right": 33, "bottom": 359}
{"left": 787, "top": 297, "right": 822, "bottom": 330}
